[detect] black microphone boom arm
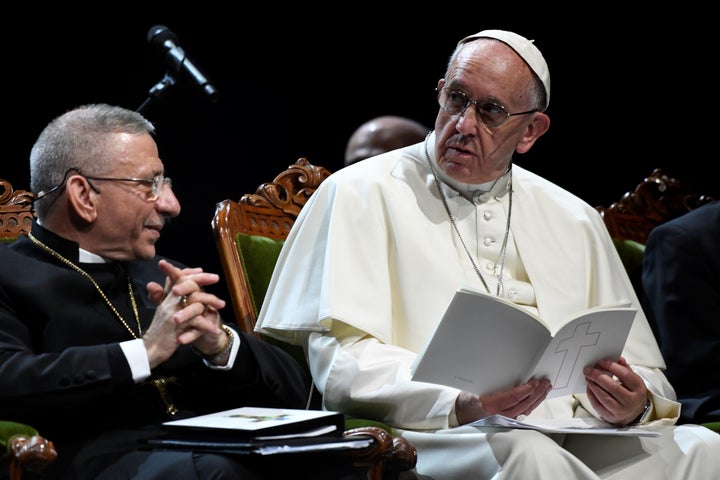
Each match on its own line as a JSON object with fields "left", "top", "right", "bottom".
{"left": 137, "top": 25, "right": 219, "bottom": 113}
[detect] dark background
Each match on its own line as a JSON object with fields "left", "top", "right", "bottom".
{"left": 7, "top": 8, "right": 716, "bottom": 301}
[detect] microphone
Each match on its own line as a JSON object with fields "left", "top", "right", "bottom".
{"left": 146, "top": 25, "right": 219, "bottom": 101}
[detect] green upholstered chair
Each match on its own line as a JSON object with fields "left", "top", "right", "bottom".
{"left": 0, "top": 179, "right": 58, "bottom": 479}
{"left": 211, "top": 158, "right": 416, "bottom": 479}
{"left": 703, "top": 422, "right": 720, "bottom": 433}
{"left": 612, "top": 238, "right": 645, "bottom": 295}
{"left": 597, "top": 169, "right": 718, "bottom": 433}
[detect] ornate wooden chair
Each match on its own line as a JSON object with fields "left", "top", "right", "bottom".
{"left": 596, "top": 168, "right": 715, "bottom": 294}
{"left": 212, "top": 158, "right": 417, "bottom": 480}
{"left": 211, "top": 158, "right": 329, "bottom": 337}
{"left": 596, "top": 168, "right": 715, "bottom": 245}
{"left": 0, "top": 179, "right": 58, "bottom": 479}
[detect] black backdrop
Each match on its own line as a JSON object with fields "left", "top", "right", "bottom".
{"left": 7, "top": 8, "right": 716, "bottom": 300}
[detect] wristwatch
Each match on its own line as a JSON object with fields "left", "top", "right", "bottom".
{"left": 629, "top": 396, "right": 652, "bottom": 425}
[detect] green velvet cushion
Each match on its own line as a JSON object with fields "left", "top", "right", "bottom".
{"left": 344, "top": 417, "right": 394, "bottom": 435}
{"left": 234, "top": 233, "right": 284, "bottom": 315}
{"left": 702, "top": 421, "right": 720, "bottom": 433}
{"left": 0, "top": 421, "right": 38, "bottom": 460}
{"left": 613, "top": 238, "right": 645, "bottom": 273}
{"left": 234, "top": 232, "right": 309, "bottom": 381}
{"left": 613, "top": 238, "right": 645, "bottom": 293}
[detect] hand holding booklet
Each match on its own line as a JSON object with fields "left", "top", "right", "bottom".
{"left": 410, "top": 286, "right": 636, "bottom": 398}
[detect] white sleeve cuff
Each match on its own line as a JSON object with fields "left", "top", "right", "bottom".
{"left": 120, "top": 338, "right": 151, "bottom": 382}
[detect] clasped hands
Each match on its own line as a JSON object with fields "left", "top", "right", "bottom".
{"left": 142, "top": 259, "right": 228, "bottom": 368}
{"left": 455, "top": 357, "right": 649, "bottom": 427}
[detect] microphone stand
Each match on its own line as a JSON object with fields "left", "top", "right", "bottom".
{"left": 137, "top": 72, "right": 177, "bottom": 114}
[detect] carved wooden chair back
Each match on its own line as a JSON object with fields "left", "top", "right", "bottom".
{"left": 0, "top": 178, "right": 35, "bottom": 243}
{"left": 596, "top": 168, "right": 715, "bottom": 245}
{"left": 211, "top": 157, "right": 332, "bottom": 337}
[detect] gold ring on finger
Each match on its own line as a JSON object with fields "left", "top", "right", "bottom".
{"left": 179, "top": 295, "right": 189, "bottom": 308}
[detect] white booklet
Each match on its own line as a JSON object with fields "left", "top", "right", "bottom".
{"left": 162, "top": 406, "right": 344, "bottom": 438}
{"left": 411, "top": 286, "right": 636, "bottom": 398}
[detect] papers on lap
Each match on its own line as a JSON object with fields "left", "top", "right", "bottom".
{"left": 410, "top": 285, "right": 636, "bottom": 398}
{"left": 471, "top": 414, "right": 660, "bottom": 437}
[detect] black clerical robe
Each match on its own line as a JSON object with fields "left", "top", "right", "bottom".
{"left": 0, "top": 222, "right": 310, "bottom": 476}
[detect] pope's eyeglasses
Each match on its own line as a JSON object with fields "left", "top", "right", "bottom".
{"left": 437, "top": 87, "right": 538, "bottom": 128}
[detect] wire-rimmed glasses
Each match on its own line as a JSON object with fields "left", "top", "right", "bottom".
{"left": 36, "top": 168, "right": 172, "bottom": 202}
{"left": 83, "top": 173, "right": 172, "bottom": 201}
{"left": 436, "top": 87, "right": 538, "bottom": 128}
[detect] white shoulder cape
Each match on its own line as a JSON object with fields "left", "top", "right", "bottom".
{"left": 256, "top": 133, "right": 664, "bottom": 368}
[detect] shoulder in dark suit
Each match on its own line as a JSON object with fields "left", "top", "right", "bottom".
{"left": 641, "top": 200, "right": 720, "bottom": 424}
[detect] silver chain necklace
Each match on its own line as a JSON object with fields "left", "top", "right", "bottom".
{"left": 423, "top": 138, "right": 512, "bottom": 296}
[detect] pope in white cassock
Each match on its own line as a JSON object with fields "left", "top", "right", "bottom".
{"left": 255, "top": 29, "right": 720, "bottom": 479}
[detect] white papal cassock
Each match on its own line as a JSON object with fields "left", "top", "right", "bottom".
{"left": 256, "top": 132, "right": 720, "bottom": 479}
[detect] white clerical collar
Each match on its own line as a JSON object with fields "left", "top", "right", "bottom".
{"left": 425, "top": 132, "right": 512, "bottom": 203}
{"left": 79, "top": 248, "right": 110, "bottom": 264}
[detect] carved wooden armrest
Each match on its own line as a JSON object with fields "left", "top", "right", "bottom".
{"left": 9, "top": 434, "right": 57, "bottom": 480}
{"left": 344, "top": 426, "right": 417, "bottom": 479}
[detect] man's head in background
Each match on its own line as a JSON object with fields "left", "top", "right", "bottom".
{"left": 344, "top": 115, "right": 429, "bottom": 166}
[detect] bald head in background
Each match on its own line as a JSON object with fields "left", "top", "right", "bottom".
{"left": 344, "top": 115, "right": 429, "bottom": 166}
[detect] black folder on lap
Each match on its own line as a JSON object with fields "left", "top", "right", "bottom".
{"left": 143, "top": 431, "right": 377, "bottom": 457}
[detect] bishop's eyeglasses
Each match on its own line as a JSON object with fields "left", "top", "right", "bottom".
{"left": 436, "top": 87, "right": 538, "bottom": 128}
{"left": 36, "top": 168, "right": 172, "bottom": 203}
